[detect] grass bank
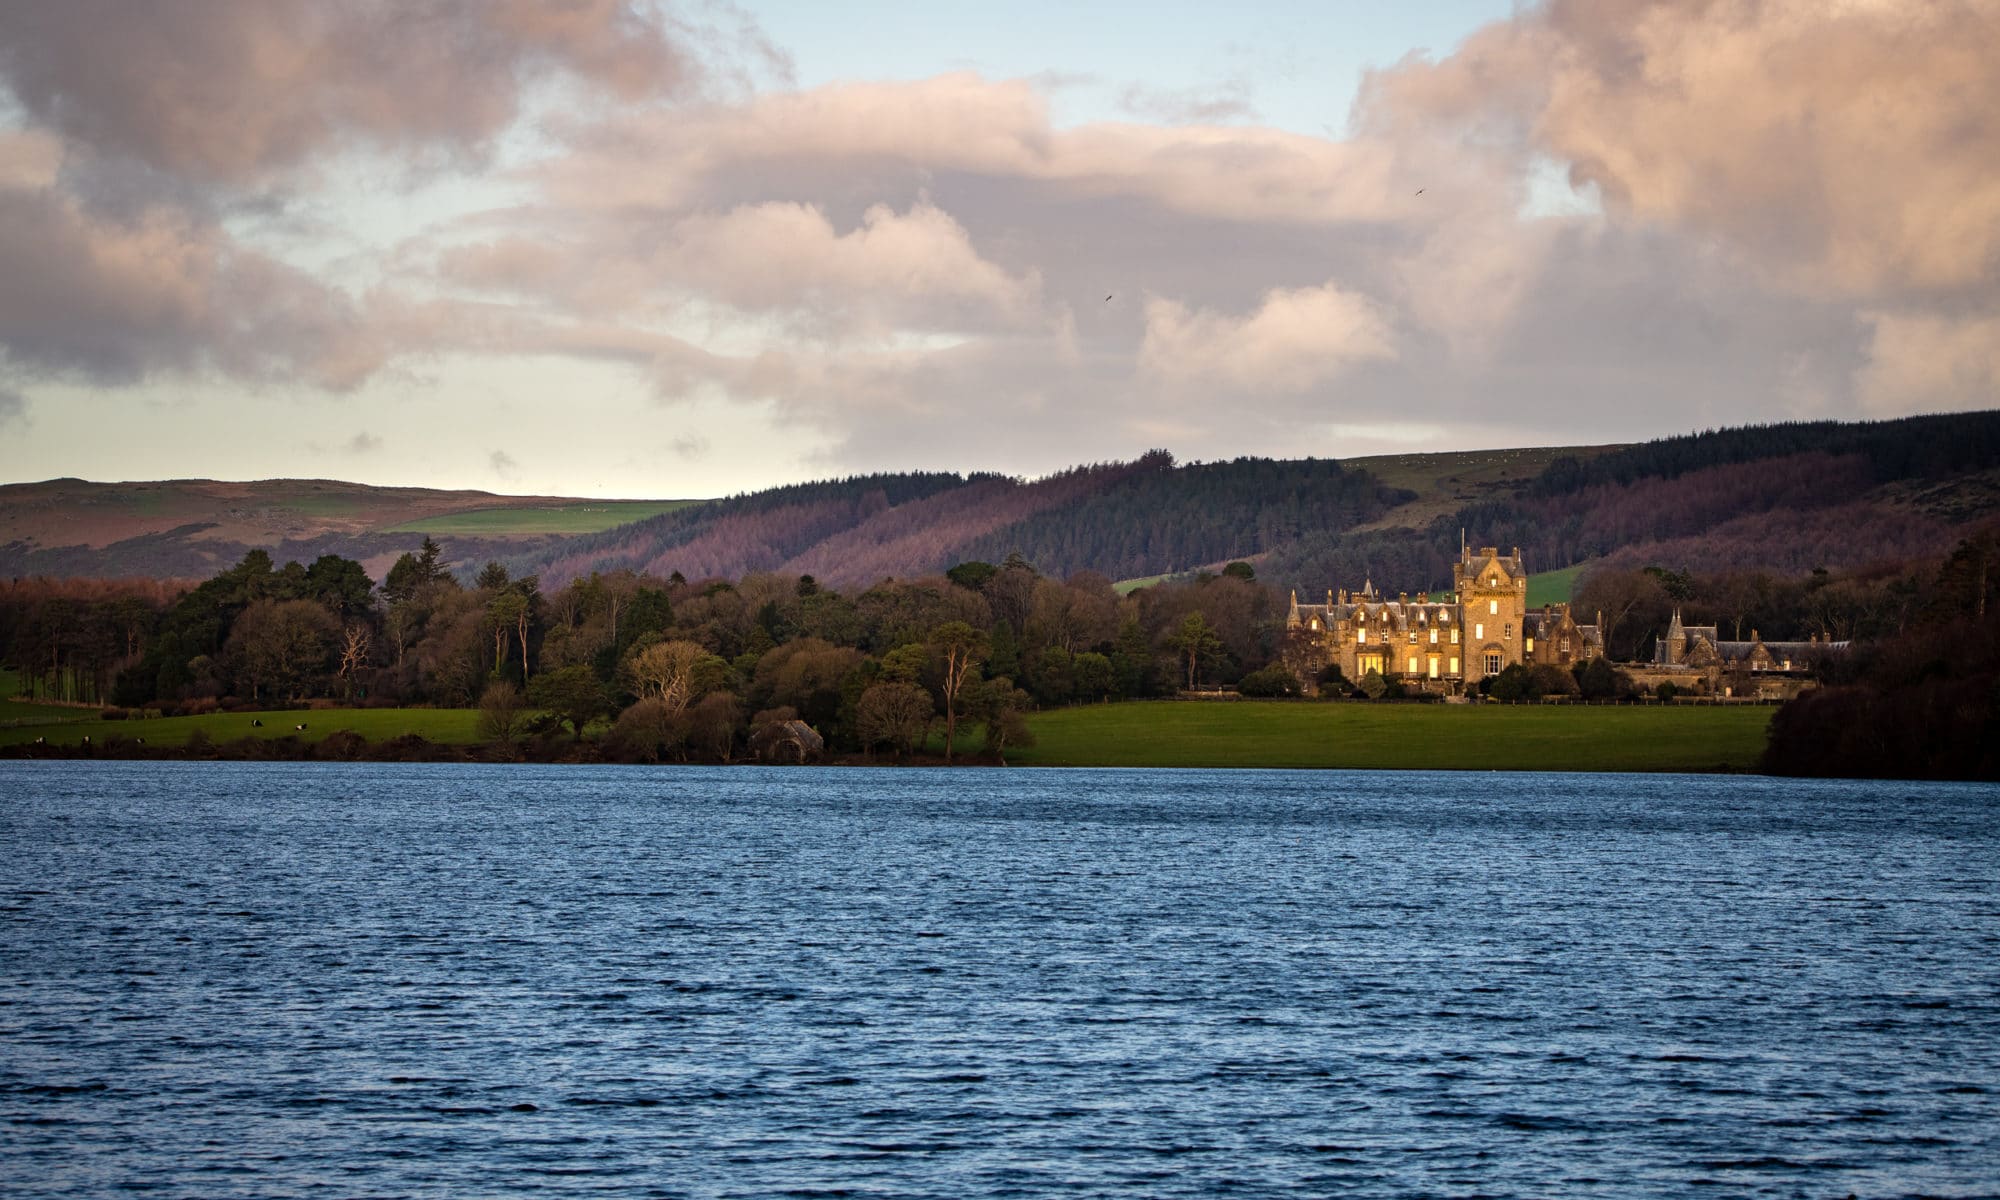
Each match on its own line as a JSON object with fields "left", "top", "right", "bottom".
{"left": 385, "top": 500, "right": 696, "bottom": 536}
{"left": 1011, "top": 700, "right": 1772, "bottom": 773}
{"left": 0, "top": 707, "right": 483, "bottom": 748}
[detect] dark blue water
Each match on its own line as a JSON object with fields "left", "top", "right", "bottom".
{"left": 3, "top": 763, "right": 1998, "bottom": 1198}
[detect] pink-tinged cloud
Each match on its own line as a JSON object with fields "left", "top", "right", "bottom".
{"left": 1140, "top": 284, "right": 1399, "bottom": 394}
{"left": 0, "top": 187, "right": 382, "bottom": 387}
{"left": 0, "top": 0, "right": 706, "bottom": 185}
{"left": 540, "top": 73, "right": 1410, "bottom": 226}
{"left": 1360, "top": 0, "right": 2000, "bottom": 297}
{"left": 1859, "top": 312, "right": 2000, "bottom": 415}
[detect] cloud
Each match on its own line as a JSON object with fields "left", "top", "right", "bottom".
{"left": 489, "top": 449, "right": 521, "bottom": 480}
{"left": 1357, "top": 0, "right": 2000, "bottom": 298}
{"left": 0, "top": 0, "right": 711, "bottom": 187}
{"left": 344, "top": 431, "right": 384, "bottom": 454}
{"left": 1117, "top": 81, "right": 1258, "bottom": 125}
{"left": 0, "top": 386, "right": 24, "bottom": 429}
{"left": 1858, "top": 311, "right": 2000, "bottom": 415}
{"left": 1140, "top": 283, "right": 1399, "bottom": 394}
{"left": 535, "top": 72, "right": 1408, "bottom": 227}
{"left": 671, "top": 433, "right": 710, "bottom": 460}
{"left": 0, "top": 187, "right": 384, "bottom": 386}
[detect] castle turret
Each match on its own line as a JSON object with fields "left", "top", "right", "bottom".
{"left": 1287, "top": 589, "right": 1301, "bottom": 629}
{"left": 1662, "top": 607, "right": 1688, "bottom": 665}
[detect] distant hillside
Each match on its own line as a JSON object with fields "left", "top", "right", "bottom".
{"left": 518, "top": 453, "right": 1413, "bottom": 590}
{"left": 0, "top": 478, "right": 689, "bottom": 581}
{"left": 10, "top": 411, "right": 1997, "bottom": 591}
{"left": 1265, "top": 411, "right": 2000, "bottom": 592}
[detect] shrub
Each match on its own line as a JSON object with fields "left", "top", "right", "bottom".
{"left": 1529, "top": 664, "right": 1580, "bottom": 698}
{"left": 1237, "top": 665, "right": 1303, "bottom": 698}
{"left": 314, "top": 731, "right": 369, "bottom": 760}
{"left": 1655, "top": 681, "right": 1680, "bottom": 701}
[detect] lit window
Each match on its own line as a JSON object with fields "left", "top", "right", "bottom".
{"left": 1451, "top": 629, "right": 1459, "bottom": 645}
{"left": 1475, "top": 623, "right": 1484, "bottom": 639}
{"left": 1526, "top": 637, "right": 1534, "bottom": 653}
{"left": 1407, "top": 631, "right": 1416, "bottom": 643}
{"left": 1429, "top": 628, "right": 1438, "bottom": 644}
{"left": 1428, "top": 656, "right": 1440, "bottom": 679}
{"left": 1407, "top": 656, "right": 1419, "bottom": 674}
{"left": 1310, "top": 618, "right": 1320, "bottom": 631}
{"left": 1449, "top": 656, "right": 1459, "bottom": 674}
{"left": 1489, "top": 599, "right": 1498, "bottom": 615}
{"left": 1356, "top": 628, "right": 1365, "bottom": 644}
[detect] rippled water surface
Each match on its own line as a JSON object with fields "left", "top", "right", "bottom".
{"left": 4, "top": 763, "right": 1999, "bottom": 1197}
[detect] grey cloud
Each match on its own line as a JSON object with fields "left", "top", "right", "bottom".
{"left": 0, "top": 188, "right": 383, "bottom": 388}
{"left": 345, "top": 432, "right": 384, "bottom": 454}
{"left": 0, "top": 386, "right": 25, "bottom": 429}
{"left": 1116, "top": 81, "right": 1258, "bottom": 126}
{"left": 490, "top": 449, "right": 521, "bottom": 480}
{"left": 671, "top": 433, "right": 710, "bottom": 460}
{"left": 0, "top": 1, "right": 706, "bottom": 186}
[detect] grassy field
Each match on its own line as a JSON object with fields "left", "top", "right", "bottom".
{"left": 0, "top": 707, "right": 484, "bottom": 748}
{"left": 1009, "top": 700, "right": 1772, "bottom": 773}
{"left": 386, "top": 501, "right": 697, "bottom": 536}
{"left": 1527, "top": 563, "right": 1589, "bottom": 607}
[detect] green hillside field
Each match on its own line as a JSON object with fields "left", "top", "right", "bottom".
{"left": 1527, "top": 563, "right": 1589, "bottom": 607}
{"left": 386, "top": 500, "right": 697, "bottom": 536}
{"left": 1009, "top": 699, "right": 1772, "bottom": 773}
{"left": 0, "top": 708, "right": 483, "bottom": 748}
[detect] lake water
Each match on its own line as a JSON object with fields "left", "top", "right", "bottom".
{"left": 3, "top": 763, "right": 1998, "bottom": 1198}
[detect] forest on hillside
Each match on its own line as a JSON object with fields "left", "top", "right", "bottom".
{"left": 1267, "top": 411, "right": 2000, "bottom": 593}
{"left": 9, "top": 513, "right": 1998, "bottom": 775}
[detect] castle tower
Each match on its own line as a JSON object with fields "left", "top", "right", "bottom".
{"left": 1663, "top": 607, "right": 1687, "bottom": 665}
{"left": 1453, "top": 545, "right": 1528, "bottom": 687}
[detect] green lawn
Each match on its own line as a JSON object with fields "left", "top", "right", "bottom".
{"left": 0, "top": 707, "right": 485, "bottom": 748}
{"left": 1009, "top": 699, "right": 1772, "bottom": 773}
{"left": 386, "top": 501, "right": 698, "bottom": 536}
{"left": 1527, "top": 562, "right": 1590, "bottom": 607}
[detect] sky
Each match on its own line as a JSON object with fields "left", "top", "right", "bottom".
{"left": 0, "top": 0, "right": 1994, "bottom": 499}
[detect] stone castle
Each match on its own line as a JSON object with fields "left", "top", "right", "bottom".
{"left": 1282, "top": 546, "right": 1603, "bottom": 696}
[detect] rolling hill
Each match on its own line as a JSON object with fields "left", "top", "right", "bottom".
{"left": 6, "top": 411, "right": 1998, "bottom": 594}
{"left": 0, "top": 478, "right": 691, "bottom": 582}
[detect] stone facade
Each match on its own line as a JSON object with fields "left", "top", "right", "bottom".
{"left": 1646, "top": 607, "right": 1848, "bottom": 697}
{"left": 1282, "top": 546, "right": 1604, "bottom": 695}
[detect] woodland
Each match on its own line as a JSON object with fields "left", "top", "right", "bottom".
{"left": 3, "top": 413, "right": 1998, "bottom": 776}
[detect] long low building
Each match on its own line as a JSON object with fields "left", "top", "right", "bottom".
{"left": 1282, "top": 546, "right": 1603, "bottom": 695}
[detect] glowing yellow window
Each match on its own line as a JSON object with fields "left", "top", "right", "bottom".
{"left": 1526, "top": 637, "right": 1534, "bottom": 652}
{"left": 1449, "top": 656, "right": 1459, "bottom": 674}
{"left": 1451, "top": 629, "right": 1459, "bottom": 645}
{"left": 1429, "top": 628, "right": 1438, "bottom": 644}
{"left": 1475, "top": 623, "right": 1484, "bottom": 640}
{"left": 1407, "top": 656, "right": 1418, "bottom": 674}
{"left": 1356, "top": 628, "right": 1366, "bottom": 644}
{"left": 1489, "top": 599, "right": 1499, "bottom": 615}
{"left": 1427, "top": 655, "right": 1440, "bottom": 679}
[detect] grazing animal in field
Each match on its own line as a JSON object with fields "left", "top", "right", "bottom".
{"left": 135, "top": 738, "right": 144, "bottom": 745}
{"left": 295, "top": 723, "right": 307, "bottom": 731}
{"left": 33, "top": 736, "right": 44, "bottom": 745}
{"left": 81, "top": 735, "right": 91, "bottom": 745}
{"left": 251, "top": 719, "right": 262, "bottom": 727}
